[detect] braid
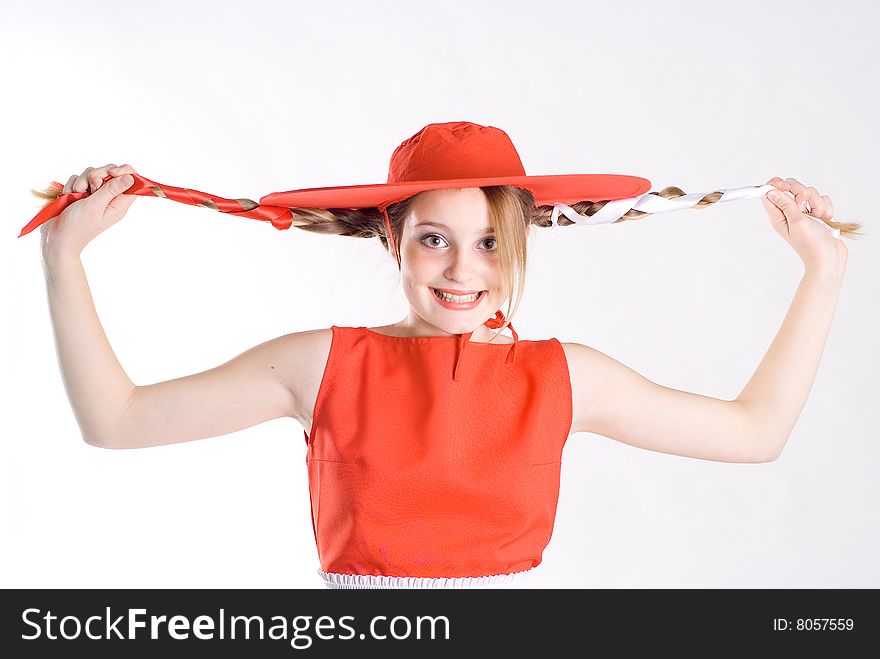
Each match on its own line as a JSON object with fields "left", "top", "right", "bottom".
{"left": 26, "top": 179, "right": 863, "bottom": 241}
{"left": 533, "top": 185, "right": 863, "bottom": 237}
{"left": 285, "top": 207, "right": 385, "bottom": 239}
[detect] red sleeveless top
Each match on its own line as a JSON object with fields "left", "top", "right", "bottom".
{"left": 303, "top": 315, "right": 573, "bottom": 580}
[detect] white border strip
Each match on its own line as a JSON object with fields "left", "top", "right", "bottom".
{"left": 319, "top": 566, "right": 537, "bottom": 589}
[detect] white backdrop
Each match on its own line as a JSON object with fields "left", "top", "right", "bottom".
{"left": 2, "top": 0, "right": 878, "bottom": 589}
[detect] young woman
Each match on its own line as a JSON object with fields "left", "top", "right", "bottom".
{"left": 35, "top": 121, "right": 850, "bottom": 588}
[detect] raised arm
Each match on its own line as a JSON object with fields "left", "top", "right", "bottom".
{"left": 565, "top": 342, "right": 761, "bottom": 463}
{"left": 42, "top": 234, "right": 321, "bottom": 449}
{"left": 43, "top": 249, "right": 138, "bottom": 446}
{"left": 735, "top": 178, "right": 848, "bottom": 460}
{"left": 39, "top": 163, "right": 311, "bottom": 449}
{"left": 565, "top": 176, "right": 848, "bottom": 464}
{"left": 565, "top": 259, "right": 843, "bottom": 464}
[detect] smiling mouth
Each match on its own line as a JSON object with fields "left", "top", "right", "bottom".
{"left": 431, "top": 288, "right": 486, "bottom": 303}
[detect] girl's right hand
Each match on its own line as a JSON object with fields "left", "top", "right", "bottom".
{"left": 40, "top": 163, "right": 139, "bottom": 260}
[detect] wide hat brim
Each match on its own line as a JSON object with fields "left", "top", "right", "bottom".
{"left": 259, "top": 173, "right": 651, "bottom": 210}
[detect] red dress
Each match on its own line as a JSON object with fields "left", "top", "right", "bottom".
{"left": 303, "top": 315, "right": 573, "bottom": 588}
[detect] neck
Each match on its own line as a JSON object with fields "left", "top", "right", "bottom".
{"left": 394, "top": 310, "right": 503, "bottom": 342}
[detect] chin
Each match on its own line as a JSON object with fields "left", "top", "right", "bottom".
{"left": 424, "top": 294, "right": 494, "bottom": 332}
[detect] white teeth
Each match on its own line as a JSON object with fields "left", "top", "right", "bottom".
{"left": 433, "top": 288, "right": 481, "bottom": 303}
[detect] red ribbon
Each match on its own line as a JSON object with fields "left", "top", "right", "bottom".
{"left": 18, "top": 173, "right": 294, "bottom": 238}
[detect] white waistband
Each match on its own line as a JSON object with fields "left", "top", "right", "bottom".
{"left": 319, "top": 566, "right": 536, "bottom": 589}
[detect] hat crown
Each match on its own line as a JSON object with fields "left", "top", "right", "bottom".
{"left": 387, "top": 121, "right": 526, "bottom": 184}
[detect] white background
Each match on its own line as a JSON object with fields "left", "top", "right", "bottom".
{"left": 2, "top": 0, "right": 878, "bottom": 589}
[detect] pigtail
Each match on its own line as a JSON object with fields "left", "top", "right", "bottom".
{"left": 30, "top": 181, "right": 65, "bottom": 211}
{"left": 534, "top": 185, "right": 864, "bottom": 238}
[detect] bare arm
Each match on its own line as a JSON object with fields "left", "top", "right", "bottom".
{"left": 566, "top": 262, "right": 846, "bottom": 464}
{"left": 568, "top": 177, "right": 849, "bottom": 463}
{"left": 42, "top": 252, "right": 305, "bottom": 449}
{"left": 735, "top": 264, "right": 846, "bottom": 460}
{"left": 43, "top": 252, "right": 138, "bottom": 445}
{"left": 39, "top": 163, "right": 312, "bottom": 449}
{"left": 566, "top": 343, "right": 760, "bottom": 463}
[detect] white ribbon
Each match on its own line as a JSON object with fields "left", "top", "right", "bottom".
{"left": 550, "top": 183, "right": 842, "bottom": 239}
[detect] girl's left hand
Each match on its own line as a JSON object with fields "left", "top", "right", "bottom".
{"left": 761, "top": 176, "right": 848, "bottom": 274}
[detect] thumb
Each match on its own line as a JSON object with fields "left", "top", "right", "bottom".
{"left": 88, "top": 174, "right": 134, "bottom": 207}
{"left": 765, "top": 189, "right": 799, "bottom": 218}
{"left": 762, "top": 189, "right": 798, "bottom": 235}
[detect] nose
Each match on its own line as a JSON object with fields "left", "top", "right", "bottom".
{"left": 443, "top": 246, "right": 479, "bottom": 287}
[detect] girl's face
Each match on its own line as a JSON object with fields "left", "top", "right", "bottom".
{"left": 398, "top": 188, "right": 506, "bottom": 337}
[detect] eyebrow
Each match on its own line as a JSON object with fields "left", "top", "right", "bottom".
{"left": 413, "top": 222, "right": 495, "bottom": 234}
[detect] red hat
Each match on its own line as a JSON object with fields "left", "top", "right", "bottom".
{"left": 263, "top": 120, "right": 650, "bottom": 270}
{"left": 261, "top": 120, "right": 650, "bottom": 210}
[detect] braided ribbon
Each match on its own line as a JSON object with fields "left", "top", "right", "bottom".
{"left": 551, "top": 183, "right": 842, "bottom": 239}
{"left": 18, "top": 176, "right": 841, "bottom": 240}
{"left": 17, "top": 173, "right": 293, "bottom": 238}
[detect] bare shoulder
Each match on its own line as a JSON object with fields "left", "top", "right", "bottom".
{"left": 558, "top": 341, "right": 633, "bottom": 437}
{"left": 266, "top": 327, "right": 334, "bottom": 426}
{"left": 558, "top": 342, "right": 589, "bottom": 437}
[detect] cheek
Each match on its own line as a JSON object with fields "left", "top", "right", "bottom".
{"left": 489, "top": 280, "right": 510, "bottom": 302}
{"left": 401, "top": 246, "right": 434, "bottom": 280}
{"left": 400, "top": 265, "right": 430, "bottom": 298}
{"left": 403, "top": 241, "right": 429, "bottom": 266}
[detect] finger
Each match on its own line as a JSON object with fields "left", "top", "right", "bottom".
{"left": 73, "top": 167, "right": 95, "bottom": 193}
{"left": 822, "top": 194, "right": 834, "bottom": 219}
{"left": 74, "top": 167, "right": 94, "bottom": 193}
{"left": 761, "top": 195, "right": 788, "bottom": 236}
{"left": 794, "top": 190, "right": 810, "bottom": 213}
{"left": 107, "top": 164, "right": 137, "bottom": 176}
{"left": 765, "top": 187, "right": 804, "bottom": 225}
{"left": 88, "top": 163, "right": 119, "bottom": 193}
{"left": 88, "top": 173, "right": 135, "bottom": 207}
{"left": 799, "top": 186, "right": 823, "bottom": 216}
{"left": 63, "top": 174, "right": 77, "bottom": 194}
{"left": 768, "top": 188, "right": 799, "bottom": 211}
{"left": 765, "top": 176, "right": 790, "bottom": 191}
{"left": 88, "top": 171, "right": 103, "bottom": 193}
{"left": 784, "top": 177, "right": 808, "bottom": 200}
{"left": 795, "top": 187, "right": 818, "bottom": 215}
{"left": 106, "top": 190, "right": 138, "bottom": 218}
